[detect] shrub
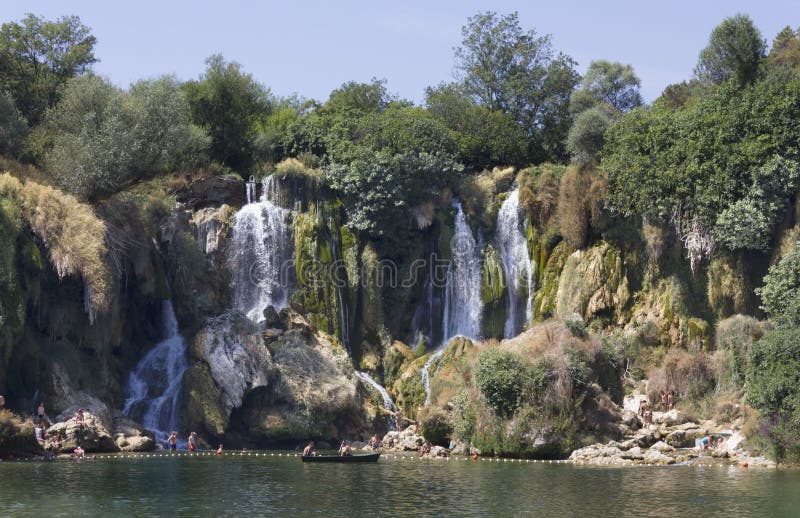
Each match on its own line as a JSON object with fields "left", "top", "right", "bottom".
{"left": 564, "top": 313, "right": 587, "bottom": 338}
{"left": 450, "top": 391, "right": 476, "bottom": 443}
{"left": 475, "top": 346, "right": 524, "bottom": 417}
{"left": 757, "top": 241, "right": 800, "bottom": 326}
{"left": 421, "top": 408, "right": 453, "bottom": 446}
{"left": 647, "top": 349, "right": 714, "bottom": 404}
{"left": 712, "top": 315, "right": 765, "bottom": 390}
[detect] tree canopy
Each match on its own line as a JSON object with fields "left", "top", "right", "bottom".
{"left": 695, "top": 14, "right": 766, "bottom": 85}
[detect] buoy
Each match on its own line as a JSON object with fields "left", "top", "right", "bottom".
{"left": 742, "top": 462, "right": 749, "bottom": 468}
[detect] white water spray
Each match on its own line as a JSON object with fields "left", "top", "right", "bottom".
{"left": 496, "top": 190, "right": 533, "bottom": 338}
{"left": 123, "top": 300, "right": 188, "bottom": 443}
{"left": 230, "top": 176, "right": 293, "bottom": 321}
{"left": 355, "top": 371, "right": 398, "bottom": 430}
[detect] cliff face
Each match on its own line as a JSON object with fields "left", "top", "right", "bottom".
{"left": 0, "top": 165, "right": 771, "bottom": 450}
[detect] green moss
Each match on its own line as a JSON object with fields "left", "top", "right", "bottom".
{"left": 533, "top": 241, "right": 572, "bottom": 319}
{"left": 687, "top": 318, "right": 710, "bottom": 351}
{"left": 481, "top": 245, "right": 506, "bottom": 304}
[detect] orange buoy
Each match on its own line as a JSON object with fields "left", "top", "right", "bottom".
{"left": 742, "top": 462, "right": 748, "bottom": 468}
{"left": 472, "top": 454, "right": 478, "bottom": 461}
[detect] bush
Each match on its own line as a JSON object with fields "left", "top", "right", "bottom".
{"left": 647, "top": 349, "right": 714, "bottom": 405}
{"left": 421, "top": 408, "right": 453, "bottom": 446}
{"left": 757, "top": 241, "right": 800, "bottom": 326}
{"left": 475, "top": 347, "right": 524, "bottom": 417}
{"left": 0, "top": 93, "right": 29, "bottom": 158}
{"left": 450, "top": 391, "right": 476, "bottom": 443}
{"left": 712, "top": 315, "right": 765, "bottom": 390}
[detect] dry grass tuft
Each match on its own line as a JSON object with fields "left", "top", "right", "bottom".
{"left": 0, "top": 173, "right": 112, "bottom": 318}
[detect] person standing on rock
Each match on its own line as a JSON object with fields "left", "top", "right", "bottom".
{"left": 667, "top": 391, "right": 675, "bottom": 410}
{"left": 168, "top": 431, "right": 178, "bottom": 451}
{"left": 37, "top": 402, "right": 49, "bottom": 427}
{"left": 660, "top": 391, "right": 668, "bottom": 411}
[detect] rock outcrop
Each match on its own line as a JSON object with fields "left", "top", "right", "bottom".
{"left": 46, "top": 411, "right": 116, "bottom": 453}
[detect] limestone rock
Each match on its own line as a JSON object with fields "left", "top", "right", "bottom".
{"left": 643, "top": 449, "right": 675, "bottom": 465}
{"left": 46, "top": 412, "right": 117, "bottom": 453}
{"left": 650, "top": 440, "right": 674, "bottom": 453}
{"left": 113, "top": 417, "right": 155, "bottom": 452}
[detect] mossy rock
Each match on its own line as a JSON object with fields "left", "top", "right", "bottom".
{"left": 707, "top": 255, "right": 750, "bottom": 320}
{"left": 383, "top": 341, "right": 415, "bottom": 387}
{"left": 533, "top": 241, "right": 572, "bottom": 319}
{"left": 687, "top": 318, "right": 710, "bottom": 351}
{"left": 180, "top": 364, "right": 228, "bottom": 442}
{"left": 481, "top": 245, "right": 506, "bottom": 304}
{"left": 391, "top": 355, "right": 428, "bottom": 415}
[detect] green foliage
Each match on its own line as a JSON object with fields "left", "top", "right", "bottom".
{"left": 695, "top": 14, "right": 766, "bottom": 85}
{"left": 0, "top": 93, "right": 29, "bottom": 158}
{"left": 324, "top": 78, "right": 391, "bottom": 114}
{"left": 757, "top": 242, "right": 800, "bottom": 326}
{"left": 450, "top": 391, "right": 477, "bottom": 443}
{"left": 326, "top": 151, "right": 463, "bottom": 237}
{"left": 421, "top": 408, "right": 453, "bottom": 446}
{"left": 604, "top": 68, "right": 800, "bottom": 248}
{"left": 570, "top": 60, "right": 642, "bottom": 114}
{"left": 44, "top": 75, "right": 209, "bottom": 200}
{"left": 746, "top": 327, "right": 800, "bottom": 462}
{"left": 769, "top": 26, "right": 800, "bottom": 69}
{"left": 475, "top": 347, "right": 525, "bottom": 417}
{"left": 425, "top": 82, "right": 527, "bottom": 169}
{"left": 713, "top": 315, "right": 764, "bottom": 391}
{"left": 454, "top": 11, "right": 580, "bottom": 162}
{"left": 565, "top": 105, "right": 613, "bottom": 163}
{"left": 184, "top": 54, "right": 272, "bottom": 172}
{"left": 0, "top": 14, "right": 97, "bottom": 125}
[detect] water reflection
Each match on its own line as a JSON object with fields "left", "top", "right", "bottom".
{"left": 0, "top": 455, "right": 797, "bottom": 516}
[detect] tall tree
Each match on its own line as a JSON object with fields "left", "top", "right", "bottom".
{"left": 184, "top": 55, "right": 272, "bottom": 173}
{"left": 454, "top": 11, "right": 579, "bottom": 162}
{"left": 695, "top": 14, "right": 766, "bottom": 85}
{"left": 570, "top": 60, "right": 642, "bottom": 114}
{"left": 0, "top": 14, "right": 96, "bottom": 125}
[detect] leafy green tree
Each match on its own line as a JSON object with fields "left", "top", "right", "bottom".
{"left": 0, "top": 14, "right": 96, "bottom": 125}
{"left": 425, "top": 82, "right": 527, "bottom": 169}
{"left": 695, "top": 14, "right": 766, "bottom": 85}
{"left": 326, "top": 151, "right": 462, "bottom": 237}
{"left": 0, "top": 93, "right": 29, "bottom": 157}
{"left": 570, "top": 60, "right": 642, "bottom": 114}
{"left": 768, "top": 26, "right": 800, "bottom": 69}
{"left": 454, "top": 11, "right": 579, "bottom": 162}
{"left": 757, "top": 242, "right": 800, "bottom": 326}
{"left": 746, "top": 327, "right": 800, "bottom": 462}
{"left": 565, "top": 104, "right": 614, "bottom": 163}
{"left": 45, "top": 75, "right": 208, "bottom": 199}
{"left": 184, "top": 55, "right": 272, "bottom": 173}
{"left": 475, "top": 347, "right": 524, "bottom": 417}
{"left": 323, "top": 78, "right": 391, "bottom": 114}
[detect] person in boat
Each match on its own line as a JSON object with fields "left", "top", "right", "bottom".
{"left": 303, "top": 441, "right": 315, "bottom": 457}
{"left": 368, "top": 435, "right": 380, "bottom": 451}
{"left": 167, "top": 431, "right": 178, "bottom": 451}
{"left": 339, "top": 442, "right": 353, "bottom": 457}
{"left": 187, "top": 431, "right": 197, "bottom": 452}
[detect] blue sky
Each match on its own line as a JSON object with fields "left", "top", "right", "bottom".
{"left": 5, "top": 1, "right": 797, "bottom": 103}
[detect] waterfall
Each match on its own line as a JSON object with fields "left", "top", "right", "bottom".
{"left": 423, "top": 199, "right": 483, "bottom": 405}
{"left": 496, "top": 190, "right": 533, "bottom": 338}
{"left": 123, "top": 300, "right": 188, "bottom": 443}
{"left": 327, "top": 221, "right": 350, "bottom": 350}
{"left": 230, "top": 176, "right": 293, "bottom": 322}
{"left": 442, "top": 199, "right": 483, "bottom": 343}
{"left": 355, "top": 371, "right": 398, "bottom": 431}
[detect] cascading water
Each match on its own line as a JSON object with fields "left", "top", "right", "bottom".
{"left": 442, "top": 199, "right": 483, "bottom": 342}
{"left": 355, "top": 371, "right": 398, "bottom": 430}
{"left": 123, "top": 300, "right": 188, "bottom": 443}
{"left": 423, "top": 199, "right": 483, "bottom": 405}
{"left": 496, "top": 189, "right": 534, "bottom": 338}
{"left": 230, "top": 176, "right": 293, "bottom": 322}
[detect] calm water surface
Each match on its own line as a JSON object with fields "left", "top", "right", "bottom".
{"left": 0, "top": 452, "right": 798, "bottom": 517}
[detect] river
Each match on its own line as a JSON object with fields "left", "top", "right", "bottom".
{"left": 0, "top": 453, "right": 797, "bottom": 516}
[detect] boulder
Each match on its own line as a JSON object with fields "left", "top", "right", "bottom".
{"left": 263, "top": 306, "right": 282, "bottom": 329}
{"left": 643, "top": 450, "right": 675, "bottom": 465}
{"left": 46, "top": 412, "right": 117, "bottom": 453}
{"left": 666, "top": 430, "right": 691, "bottom": 448}
{"left": 113, "top": 417, "right": 155, "bottom": 452}
{"left": 655, "top": 409, "right": 687, "bottom": 427}
{"left": 650, "top": 441, "right": 674, "bottom": 453}
{"left": 0, "top": 410, "right": 43, "bottom": 458}
{"left": 429, "top": 446, "right": 449, "bottom": 458}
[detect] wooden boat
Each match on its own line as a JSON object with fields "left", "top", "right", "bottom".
{"left": 301, "top": 452, "right": 381, "bottom": 463}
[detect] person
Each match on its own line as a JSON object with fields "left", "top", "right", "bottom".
{"left": 395, "top": 409, "right": 404, "bottom": 428}
{"left": 75, "top": 408, "right": 85, "bottom": 427}
{"left": 167, "top": 431, "right": 178, "bottom": 451}
{"left": 667, "top": 391, "right": 675, "bottom": 410}
{"left": 73, "top": 446, "right": 85, "bottom": 461}
{"left": 368, "top": 435, "right": 380, "bottom": 451}
{"left": 701, "top": 435, "right": 711, "bottom": 450}
{"left": 37, "top": 402, "right": 45, "bottom": 421}
{"left": 216, "top": 444, "right": 223, "bottom": 455}
{"left": 187, "top": 432, "right": 197, "bottom": 452}
{"left": 638, "top": 399, "right": 648, "bottom": 418}
{"left": 339, "top": 442, "right": 352, "bottom": 457}
{"left": 419, "top": 441, "right": 431, "bottom": 458}
{"left": 643, "top": 408, "right": 653, "bottom": 425}
{"left": 0, "top": 394, "right": 4, "bottom": 408}
{"left": 660, "top": 391, "right": 668, "bottom": 411}
{"left": 303, "top": 441, "right": 315, "bottom": 457}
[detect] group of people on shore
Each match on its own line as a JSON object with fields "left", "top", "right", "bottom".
{"left": 637, "top": 390, "right": 678, "bottom": 425}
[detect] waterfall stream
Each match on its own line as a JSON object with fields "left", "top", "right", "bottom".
{"left": 230, "top": 176, "right": 293, "bottom": 322}
{"left": 496, "top": 190, "right": 533, "bottom": 338}
{"left": 123, "top": 300, "right": 188, "bottom": 443}
{"left": 355, "top": 371, "right": 398, "bottom": 430}
{"left": 422, "top": 199, "right": 483, "bottom": 405}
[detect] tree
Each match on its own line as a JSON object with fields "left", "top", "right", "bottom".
{"left": 45, "top": 75, "right": 209, "bottom": 199}
{"left": 757, "top": 242, "right": 800, "bottom": 327}
{"left": 323, "top": 78, "right": 391, "bottom": 114}
{"left": 695, "top": 14, "right": 766, "bottom": 85}
{"left": 768, "top": 26, "right": 800, "bottom": 69}
{"left": 0, "top": 14, "right": 96, "bottom": 125}
{"left": 454, "top": 11, "right": 579, "bottom": 162}
{"left": 565, "top": 104, "right": 614, "bottom": 163}
{"left": 184, "top": 55, "right": 272, "bottom": 173}
{"left": 0, "top": 93, "right": 29, "bottom": 157}
{"left": 570, "top": 60, "right": 642, "bottom": 114}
